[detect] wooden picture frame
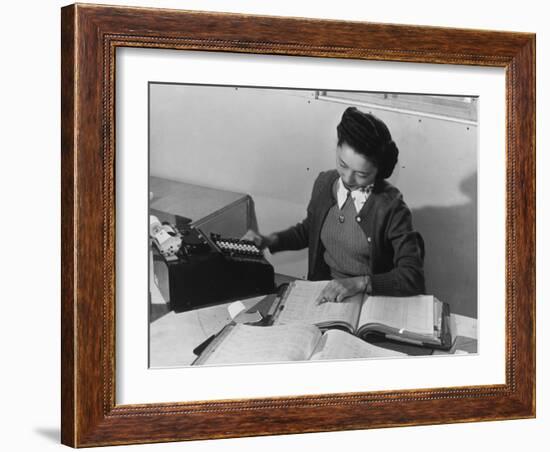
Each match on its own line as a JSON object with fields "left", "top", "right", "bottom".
{"left": 61, "top": 3, "right": 535, "bottom": 447}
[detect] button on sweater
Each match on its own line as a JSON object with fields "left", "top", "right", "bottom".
{"left": 320, "top": 185, "right": 371, "bottom": 279}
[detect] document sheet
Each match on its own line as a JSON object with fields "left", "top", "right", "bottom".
{"left": 359, "top": 295, "right": 434, "bottom": 336}
{"left": 202, "top": 323, "right": 322, "bottom": 365}
{"left": 275, "top": 280, "right": 362, "bottom": 329}
{"left": 310, "top": 329, "right": 406, "bottom": 361}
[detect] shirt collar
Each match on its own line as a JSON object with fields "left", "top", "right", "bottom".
{"left": 336, "top": 178, "right": 374, "bottom": 212}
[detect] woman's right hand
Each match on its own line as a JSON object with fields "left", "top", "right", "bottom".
{"left": 241, "top": 230, "right": 277, "bottom": 250}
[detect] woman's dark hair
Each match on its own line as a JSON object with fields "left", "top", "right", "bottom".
{"left": 336, "top": 106, "right": 399, "bottom": 179}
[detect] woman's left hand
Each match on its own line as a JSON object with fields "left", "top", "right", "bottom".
{"left": 318, "top": 276, "right": 369, "bottom": 304}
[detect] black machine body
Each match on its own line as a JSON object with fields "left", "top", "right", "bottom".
{"left": 151, "top": 223, "right": 275, "bottom": 312}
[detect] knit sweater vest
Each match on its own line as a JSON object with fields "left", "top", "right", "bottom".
{"left": 320, "top": 190, "right": 371, "bottom": 279}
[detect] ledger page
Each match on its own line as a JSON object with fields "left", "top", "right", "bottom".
{"left": 274, "top": 280, "right": 362, "bottom": 330}
{"left": 310, "top": 329, "right": 406, "bottom": 361}
{"left": 199, "top": 323, "right": 322, "bottom": 366}
{"left": 359, "top": 295, "right": 434, "bottom": 336}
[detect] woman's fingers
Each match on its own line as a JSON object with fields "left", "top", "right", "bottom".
{"left": 319, "top": 281, "right": 348, "bottom": 303}
{"left": 319, "top": 286, "right": 334, "bottom": 304}
{"left": 241, "top": 229, "right": 263, "bottom": 247}
{"left": 335, "top": 293, "right": 346, "bottom": 303}
{"left": 319, "top": 277, "right": 366, "bottom": 304}
{"left": 240, "top": 229, "right": 256, "bottom": 241}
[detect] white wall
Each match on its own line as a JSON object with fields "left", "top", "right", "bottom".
{"left": 2, "top": 1, "right": 547, "bottom": 452}
{"left": 150, "top": 84, "right": 477, "bottom": 317}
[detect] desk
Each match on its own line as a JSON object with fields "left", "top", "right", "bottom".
{"left": 149, "top": 292, "right": 478, "bottom": 367}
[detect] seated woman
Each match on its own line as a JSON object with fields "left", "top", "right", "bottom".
{"left": 244, "top": 106, "right": 425, "bottom": 303}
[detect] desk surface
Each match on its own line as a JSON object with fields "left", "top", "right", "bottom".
{"left": 149, "top": 292, "right": 478, "bottom": 368}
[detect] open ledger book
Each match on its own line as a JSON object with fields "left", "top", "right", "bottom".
{"left": 270, "top": 280, "right": 453, "bottom": 349}
{"left": 193, "top": 323, "right": 405, "bottom": 366}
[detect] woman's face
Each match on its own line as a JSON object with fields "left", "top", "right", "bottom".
{"left": 336, "top": 143, "right": 378, "bottom": 190}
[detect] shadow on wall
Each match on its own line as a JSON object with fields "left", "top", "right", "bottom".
{"left": 412, "top": 172, "right": 477, "bottom": 319}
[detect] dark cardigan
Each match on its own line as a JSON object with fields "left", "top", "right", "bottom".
{"left": 269, "top": 170, "right": 426, "bottom": 296}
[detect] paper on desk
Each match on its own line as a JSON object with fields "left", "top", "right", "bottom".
{"left": 228, "top": 301, "right": 246, "bottom": 319}
{"left": 228, "top": 301, "right": 263, "bottom": 324}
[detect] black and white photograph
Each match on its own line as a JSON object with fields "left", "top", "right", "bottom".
{"left": 148, "top": 83, "right": 478, "bottom": 367}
